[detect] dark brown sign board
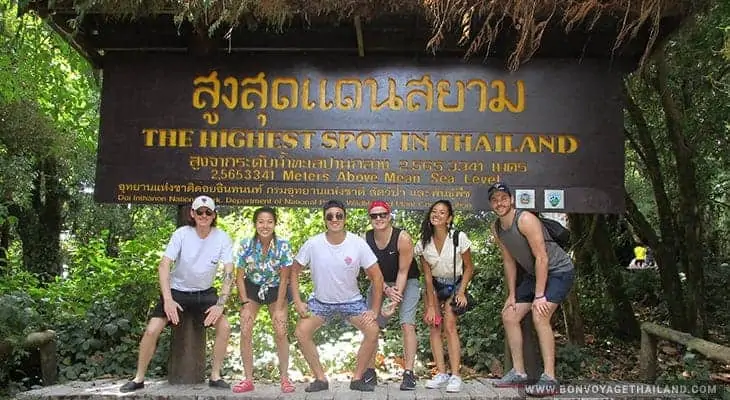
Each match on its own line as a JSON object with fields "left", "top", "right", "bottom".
{"left": 95, "top": 52, "right": 626, "bottom": 212}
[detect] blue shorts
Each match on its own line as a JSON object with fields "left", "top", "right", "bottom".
{"left": 516, "top": 270, "right": 574, "bottom": 304}
{"left": 367, "top": 278, "right": 421, "bottom": 328}
{"left": 308, "top": 297, "right": 368, "bottom": 324}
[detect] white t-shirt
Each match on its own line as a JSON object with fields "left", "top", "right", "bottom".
{"left": 414, "top": 230, "right": 471, "bottom": 279}
{"left": 164, "top": 226, "right": 234, "bottom": 291}
{"left": 295, "top": 232, "right": 378, "bottom": 303}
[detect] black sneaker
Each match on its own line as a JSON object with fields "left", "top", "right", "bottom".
{"left": 304, "top": 379, "right": 329, "bottom": 392}
{"left": 400, "top": 369, "right": 416, "bottom": 391}
{"left": 350, "top": 379, "right": 375, "bottom": 392}
{"left": 208, "top": 379, "right": 230, "bottom": 389}
{"left": 362, "top": 367, "right": 377, "bottom": 385}
{"left": 120, "top": 380, "right": 144, "bottom": 392}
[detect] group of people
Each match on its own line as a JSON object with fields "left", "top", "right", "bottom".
{"left": 119, "top": 181, "right": 574, "bottom": 396}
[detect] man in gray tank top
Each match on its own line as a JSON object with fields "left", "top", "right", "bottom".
{"left": 488, "top": 183, "right": 574, "bottom": 396}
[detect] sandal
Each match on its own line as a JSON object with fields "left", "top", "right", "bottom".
{"left": 281, "top": 377, "right": 296, "bottom": 393}
{"left": 232, "top": 378, "right": 254, "bottom": 393}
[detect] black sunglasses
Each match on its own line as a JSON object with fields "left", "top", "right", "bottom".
{"left": 369, "top": 212, "right": 389, "bottom": 220}
{"left": 195, "top": 209, "right": 214, "bottom": 216}
{"left": 325, "top": 212, "right": 344, "bottom": 221}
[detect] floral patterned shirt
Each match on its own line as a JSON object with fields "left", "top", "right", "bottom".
{"left": 236, "top": 237, "right": 293, "bottom": 290}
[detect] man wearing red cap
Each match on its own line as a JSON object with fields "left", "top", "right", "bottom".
{"left": 362, "top": 200, "right": 421, "bottom": 390}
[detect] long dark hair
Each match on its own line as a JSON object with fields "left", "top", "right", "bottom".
{"left": 252, "top": 206, "right": 278, "bottom": 253}
{"left": 420, "top": 199, "right": 454, "bottom": 248}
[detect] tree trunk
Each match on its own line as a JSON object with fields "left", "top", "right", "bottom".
{"left": 624, "top": 78, "right": 690, "bottom": 331}
{"left": 592, "top": 215, "right": 640, "bottom": 339}
{"left": 562, "top": 213, "right": 586, "bottom": 345}
{"left": 0, "top": 220, "right": 9, "bottom": 273}
{"left": 651, "top": 50, "right": 706, "bottom": 336}
{"left": 13, "top": 157, "right": 65, "bottom": 282}
{"left": 624, "top": 194, "right": 687, "bottom": 330}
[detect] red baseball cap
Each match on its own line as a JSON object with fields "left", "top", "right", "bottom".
{"left": 368, "top": 200, "right": 391, "bottom": 213}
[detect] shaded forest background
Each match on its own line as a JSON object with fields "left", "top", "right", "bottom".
{"left": 1, "top": 0, "right": 729, "bottom": 397}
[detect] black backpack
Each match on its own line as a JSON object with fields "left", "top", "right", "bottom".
{"left": 495, "top": 210, "right": 571, "bottom": 251}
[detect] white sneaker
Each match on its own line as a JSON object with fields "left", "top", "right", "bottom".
{"left": 425, "top": 373, "right": 450, "bottom": 389}
{"left": 446, "top": 375, "right": 462, "bottom": 392}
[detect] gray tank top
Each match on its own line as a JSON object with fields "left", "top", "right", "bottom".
{"left": 496, "top": 210, "right": 573, "bottom": 276}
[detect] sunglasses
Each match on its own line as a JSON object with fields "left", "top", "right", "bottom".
{"left": 325, "top": 212, "right": 344, "bottom": 221}
{"left": 369, "top": 212, "right": 389, "bottom": 220}
{"left": 195, "top": 209, "right": 214, "bottom": 216}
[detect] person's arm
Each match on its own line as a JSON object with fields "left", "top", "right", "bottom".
{"left": 492, "top": 223, "right": 518, "bottom": 306}
{"left": 516, "top": 212, "right": 549, "bottom": 299}
{"left": 365, "top": 263, "right": 384, "bottom": 316}
{"left": 235, "top": 268, "right": 248, "bottom": 303}
{"left": 289, "top": 259, "right": 309, "bottom": 316}
{"left": 392, "top": 230, "right": 414, "bottom": 302}
{"left": 217, "top": 262, "right": 235, "bottom": 306}
{"left": 158, "top": 256, "right": 182, "bottom": 324}
{"left": 456, "top": 248, "right": 475, "bottom": 297}
{"left": 420, "top": 255, "right": 439, "bottom": 308}
{"left": 235, "top": 241, "right": 249, "bottom": 304}
{"left": 275, "top": 266, "right": 290, "bottom": 310}
{"left": 204, "top": 261, "right": 234, "bottom": 326}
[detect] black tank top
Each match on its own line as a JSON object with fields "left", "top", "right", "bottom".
{"left": 365, "top": 227, "right": 420, "bottom": 282}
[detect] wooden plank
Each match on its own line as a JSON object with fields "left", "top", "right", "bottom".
{"left": 641, "top": 322, "right": 730, "bottom": 364}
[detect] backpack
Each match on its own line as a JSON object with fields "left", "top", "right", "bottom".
{"left": 495, "top": 210, "right": 571, "bottom": 251}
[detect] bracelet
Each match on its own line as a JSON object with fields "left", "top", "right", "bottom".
{"left": 534, "top": 295, "right": 546, "bottom": 300}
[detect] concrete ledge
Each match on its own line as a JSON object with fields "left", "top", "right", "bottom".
{"left": 17, "top": 377, "right": 698, "bottom": 399}
{"left": 16, "top": 378, "right": 522, "bottom": 399}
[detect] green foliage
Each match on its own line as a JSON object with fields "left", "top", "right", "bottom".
{"left": 556, "top": 343, "right": 592, "bottom": 379}
{"left": 656, "top": 352, "right": 730, "bottom": 400}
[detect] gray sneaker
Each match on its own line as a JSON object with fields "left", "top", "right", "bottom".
{"left": 524, "top": 373, "right": 559, "bottom": 397}
{"left": 494, "top": 368, "right": 529, "bottom": 387}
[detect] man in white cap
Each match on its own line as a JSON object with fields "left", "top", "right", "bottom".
{"left": 120, "top": 195, "right": 235, "bottom": 392}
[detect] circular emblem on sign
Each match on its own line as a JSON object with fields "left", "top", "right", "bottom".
{"left": 548, "top": 193, "right": 561, "bottom": 207}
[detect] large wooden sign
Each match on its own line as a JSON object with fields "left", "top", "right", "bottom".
{"left": 95, "top": 53, "right": 626, "bottom": 212}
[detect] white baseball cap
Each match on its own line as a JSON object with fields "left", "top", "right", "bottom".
{"left": 191, "top": 195, "right": 216, "bottom": 211}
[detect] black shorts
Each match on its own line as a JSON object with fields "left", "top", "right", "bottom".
{"left": 150, "top": 288, "right": 218, "bottom": 319}
{"left": 244, "top": 278, "right": 291, "bottom": 305}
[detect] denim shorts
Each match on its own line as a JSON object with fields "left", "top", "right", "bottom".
{"left": 367, "top": 278, "right": 421, "bottom": 328}
{"left": 308, "top": 297, "right": 368, "bottom": 323}
{"left": 516, "top": 270, "right": 575, "bottom": 304}
{"left": 150, "top": 288, "right": 218, "bottom": 319}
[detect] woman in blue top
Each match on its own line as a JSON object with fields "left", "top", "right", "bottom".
{"left": 234, "top": 207, "right": 295, "bottom": 393}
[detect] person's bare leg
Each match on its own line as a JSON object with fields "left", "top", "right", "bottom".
{"left": 532, "top": 303, "right": 559, "bottom": 378}
{"left": 294, "top": 316, "right": 326, "bottom": 380}
{"left": 239, "top": 301, "right": 260, "bottom": 380}
{"left": 348, "top": 314, "right": 380, "bottom": 380}
{"left": 132, "top": 317, "right": 167, "bottom": 382}
{"left": 429, "top": 320, "right": 447, "bottom": 373}
{"left": 502, "top": 303, "right": 532, "bottom": 374}
{"left": 269, "top": 304, "right": 290, "bottom": 379}
{"left": 210, "top": 316, "right": 231, "bottom": 381}
{"left": 402, "top": 323, "right": 417, "bottom": 370}
{"left": 443, "top": 306, "right": 461, "bottom": 375}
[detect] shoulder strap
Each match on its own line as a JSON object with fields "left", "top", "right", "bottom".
{"left": 389, "top": 227, "right": 400, "bottom": 251}
{"left": 452, "top": 230, "right": 460, "bottom": 281}
{"left": 365, "top": 230, "right": 375, "bottom": 249}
